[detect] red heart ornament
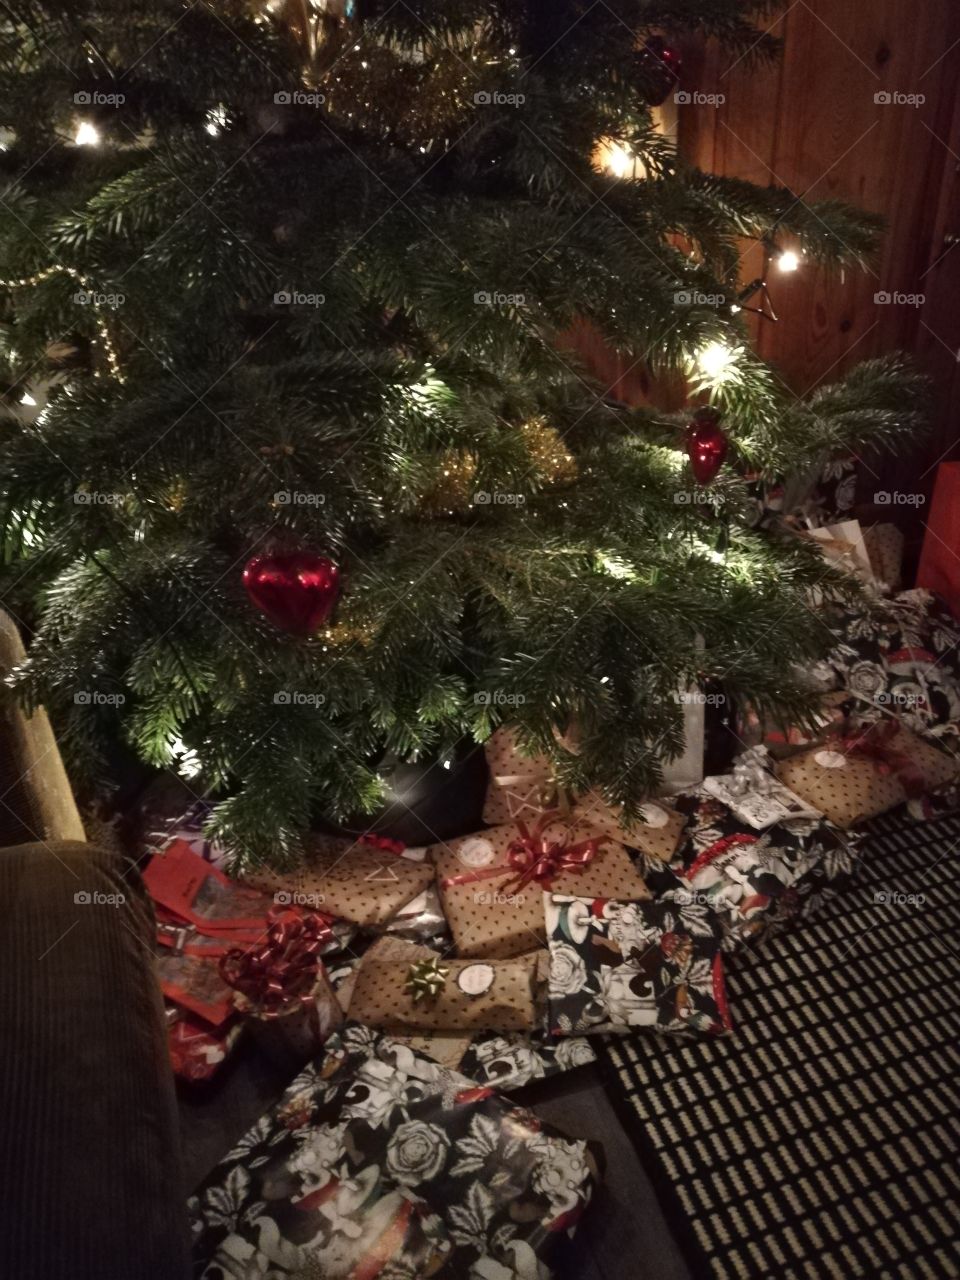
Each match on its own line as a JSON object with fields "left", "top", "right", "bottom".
{"left": 243, "top": 553, "right": 341, "bottom": 635}
{"left": 686, "top": 407, "right": 728, "bottom": 486}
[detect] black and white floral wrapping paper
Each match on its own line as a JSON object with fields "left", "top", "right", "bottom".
{"left": 822, "top": 590, "right": 960, "bottom": 737}
{"left": 663, "top": 790, "right": 856, "bottom": 950}
{"left": 189, "top": 1024, "right": 601, "bottom": 1279}
{"left": 544, "top": 896, "right": 731, "bottom": 1038}
{"left": 458, "top": 1029, "right": 596, "bottom": 1092}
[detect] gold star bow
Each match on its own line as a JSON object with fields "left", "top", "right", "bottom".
{"left": 404, "top": 957, "right": 449, "bottom": 1003}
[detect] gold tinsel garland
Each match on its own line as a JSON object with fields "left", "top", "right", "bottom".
{"left": 417, "top": 450, "right": 478, "bottom": 515}
{"left": 519, "top": 417, "right": 578, "bottom": 486}
{"left": 415, "top": 421, "right": 577, "bottom": 514}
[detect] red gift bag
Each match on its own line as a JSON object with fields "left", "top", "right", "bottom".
{"left": 917, "top": 462, "right": 960, "bottom": 619}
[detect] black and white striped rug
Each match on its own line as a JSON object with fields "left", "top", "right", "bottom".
{"left": 597, "top": 812, "right": 960, "bottom": 1279}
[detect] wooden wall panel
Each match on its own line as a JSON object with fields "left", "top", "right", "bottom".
{"left": 682, "top": 1, "right": 960, "bottom": 398}
{"left": 567, "top": 0, "right": 960, "bottom": 518}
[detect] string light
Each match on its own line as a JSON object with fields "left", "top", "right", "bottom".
{"left": 0, "top": 266, "right": 124, "bottom": 382}
{"left": 594, "top": 138, "right": 644, "bottom": 180}
{"left": 205, "top": 105, "right": 228, "bottom": 136}
{"left": 696, "top": 340, "right": 738, "bottom": 384}
{"left": 19, "top": 392, "right": 36, "bottom": 407}
{"left": 777, "top": 249, "right": 801, "bottom": 273}
{"left": 74, "top": 121, "right": 100, "bottom": 147}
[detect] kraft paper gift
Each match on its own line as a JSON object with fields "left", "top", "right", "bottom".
{"left": 573, "top": 791, "right": 687, "bottom": 862}
{"left": 862, "top": 522, "right": 904, "bottom": 592}
{"left": 432, "top": 819, "right": 649, "bottom": 959}
{"left": 348, "top": 951, "right": 541, "bottom": 1033}
{"left": 482, "top": 725, "right": 565, "bottom": 825}
{"left": 776, "top": 722, "right": 958, "bottom": 829}
{"left": 241, "top": 834, "right": 435, "bottom": 928}
{"left": 338, "top": 936, "right": 472, "bottom": 1070}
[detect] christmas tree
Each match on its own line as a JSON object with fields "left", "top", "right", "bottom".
{"left": 0, "top": 1, "right": 923, "bottom": 864}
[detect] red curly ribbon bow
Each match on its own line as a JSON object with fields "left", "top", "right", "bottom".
{"left": 219, "top": 908, "right": 332, "bottom": 1018}
{"left": 504, "top": 812, "right": 603, "bottom": 891}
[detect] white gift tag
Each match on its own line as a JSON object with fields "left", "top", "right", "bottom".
{"left": 457, "top": 963, "right": 495, "bottom": 996}
{"left": 638, "top": 803, "right": 670, "bottom": 829}
{"left": 814, "top": 750, "right": 848, "bottom": 770}
{"left": 456, "top": 836, "right": 496, "bottom": 868}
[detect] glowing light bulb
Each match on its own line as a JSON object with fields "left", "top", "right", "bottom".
{"left": 169, "top": 736, "right": 202, "bottom": 779}
{"left": 74, "top": 121, "right": 100, "bottom": 146}
{"left": 696, "top": 340, "right": 736, "bottom": 382}
{"left": 777, "top": 249, "right": 801, "bottom": 273}
{"left": 205, "top": 105, "right": 228, "bottom": 136}
{"left": 605, "top": 142, "right": 635, "bottom": 178}
{"left": 19, "top": 392, "right": 36, "bottom": 407}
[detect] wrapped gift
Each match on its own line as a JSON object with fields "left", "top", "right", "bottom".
{"left": 219, "top": 909, "right": 343, "bottom": 1070}
{"left": 820, "top": 591, "right": 960, "bottom": 735}
{"left": 241, "top": 834, "right": 435, "bottom": 928}
{"left": 862, "top": 522, "right": 904, "bottom": 593}
{"left": 482, "top": 725, "right": 565, "bottom": 825}
{"left": 735, "top": 689, "right": 855, "bottom": 757}
{"left": 145, "top": 839, "right": 273, "bottom": 935}
{"left": 701, "top": 750, "right": 822, "bottom": 829}
{"left": 167, "top": 1010, "right": 243, "bottom": 1084}
{"left": 917, "top": 462, "right": 960, "bottom": 617}
{"left": 666, "top": 786, "right": 854, "bottom": 949}
{"left": 545, "top": 896, "right": 732, "bottom": 1037}
{"left": 573, "top": 791, "right": 687, "bottom": 862}
{"left": 189, "top": 1026, "right": 602, "bottom": 1279}
{"left": 776, "top": 721, "right": 958, "bottom": 829}
{"left": 348, "top": 951, "right": 541, "bottom": 1033}
{"left": 338, "top": 936, "right": 474, "bottom": 1069}
{"left": 805, "top": 518, "right": 877, "bottom": 590}
{"left": 382, "top": 882, "right": 449, "bottom": 944}
{"left": 145, "top": 799, "right": 231, "bottom": 870}
{"left": 433, "top": 817, "right": 649, "bottom": 959}
{"left": 156, "top": 950, "right": 236, "bottom": 1027}
{"left": 459, "top": 1028, "right": 596, "bottom": 1091}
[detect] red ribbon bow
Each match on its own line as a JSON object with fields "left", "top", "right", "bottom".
{"left": 219, "top": 908, "right": 333, "bottom": 1018}
{"left": 836, "top": 721, "right": 926, "bottom": 797}
{"left": 359, "top": 834, "right": 406, "bottom": 855}
{"left": 505, "top": 812, "right": 602, "bottom": 891}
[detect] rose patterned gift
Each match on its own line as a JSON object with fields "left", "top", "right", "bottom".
{"left": 433, "top": 817, "right": 649, "bottom": 959}
{"left": 459, "top": 1029, "right": 596, "bottom": 1091}
{"left": 775, "top": 720, "right": 959, "bottom": 829}
{"left": 482, "top": 725, "right": 565, "bottom": 826}
{"left": 241, "top": 834, "right": 436, "bottom": 928}
{"left": 666, "top": 787, "right": 855, "bottom": 948}
{"left": 348, "top": 950, "right": 541, "bottom": 1033}
{"left": 572, "top": 791, "right": 687, "bottom": 862}
{"left": 821, "top": 590, "right": 960, "bottom": 736}
{"left": 545, "top": 896, "right": 732, "bottom": 1037}
{"left": 189, "top": 1025, "right": 602, "bottom": 1279}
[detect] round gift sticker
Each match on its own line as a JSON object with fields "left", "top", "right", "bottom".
{"left": 814, "top": 750, "right": 848, "bottom": 770}
{"left": 457, "top": 963, "right": 495, "bottom": 996}
{"left": 638, "top": 803, "right": 670, "bottom": 829}
{"left": 456, "top": 836, "right": 496, "bottom": 868}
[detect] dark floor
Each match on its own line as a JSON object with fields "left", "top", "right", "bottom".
{"left": 178, "top": 1042, "right": 692, "bottom": 1280}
